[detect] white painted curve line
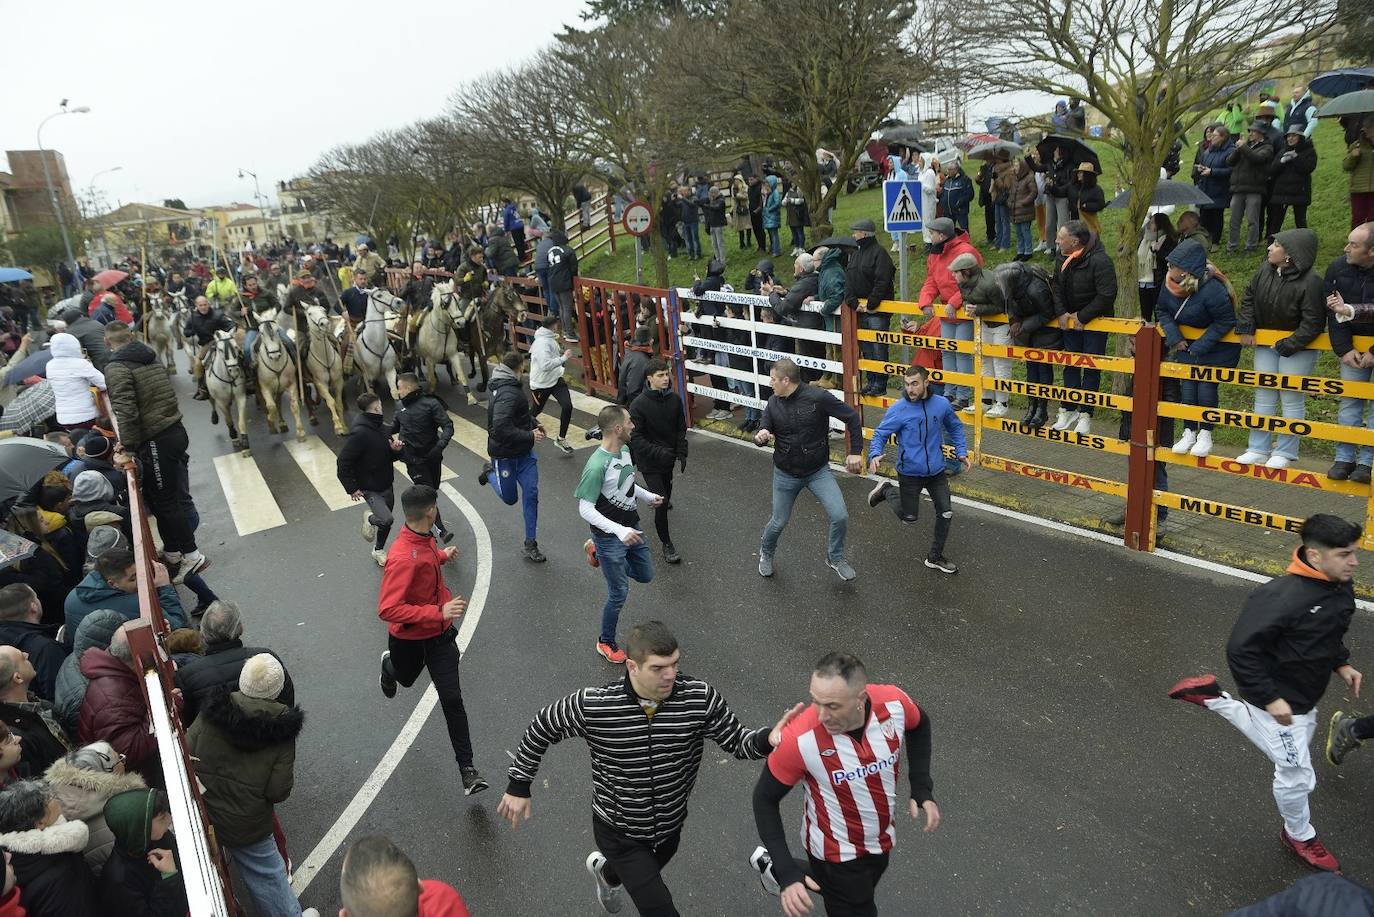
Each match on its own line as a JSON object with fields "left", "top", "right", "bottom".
{"left": 291, "top": 483, "right": 493, "bottom": 897}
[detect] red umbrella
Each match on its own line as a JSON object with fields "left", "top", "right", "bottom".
{"left": 92, "top": 269, "right": 128, "bottom": 288}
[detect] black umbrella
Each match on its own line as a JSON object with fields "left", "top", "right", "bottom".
{"left": 0, "top": 437, "right": 68, "bottom": 515}
{"left": 1311, "top": 67, "right": 1374, "bottom": 99}
{"left": 968, "top": 140, "right": 1023, "bottom": 161}
{"left": 1106, "top": 180, "right": 1213, "bottom": 209}
{"left": 3, "top": 349, "right": 51, "bottom": 386}
{"left": 1036, "top": 134, "right": 1101, "bottom": 174}
{"left": 879, "top": 124, "right": 923, "bottom": 145}
{"left": 809, "top": 236, "right": 860, "bottom": 251}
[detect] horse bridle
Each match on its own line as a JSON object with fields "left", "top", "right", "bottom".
{"left": 306, "top": 310, "right": 340, "bottom": 372}
{"left": 355, "top": 289, "right": 398, "bottom": 360}
{"left": 207, "top": 335, "right": 244, "bottom": 387}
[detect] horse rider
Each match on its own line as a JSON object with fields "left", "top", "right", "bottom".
{"left": 205, "top": 266, "right": 239, "bottom": 315}
{"left": 240, "top": 274, "right": 283, "bottom": 390}
{"left": 395, "top": 263, "right": 439, "bottom": 352}
{"left": 340, "top": 268, "right": 372, "bottom": 333}
{"left": 187, "top": 295, "right": 238, "bottom": 400}
{"left": 353, "top": 242, "right": 387, "bottom": 284}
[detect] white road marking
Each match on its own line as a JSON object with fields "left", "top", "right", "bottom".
{"left": 211, "top": 453, "right": 287, "bottom": 535}
{"left": 569, "top": 387, "right": 609, "bottom": 417}
{"left": 450, "top": 409, "right": 590, "bottom": 458}
{"left": 284, "top": 437, "right": 354, "bottom": 511}
{"left": 290, "top": 483, "right": 492, "bottom": 896}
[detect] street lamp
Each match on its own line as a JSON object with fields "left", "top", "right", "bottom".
{"left": 37, "top": 101, "right": 90, "bottom": 271}
{"left": 237, "top": 168, "right": 270, "bottom": 239}
{"left": 85, "top": 165, "right": 122, "bottom": 216}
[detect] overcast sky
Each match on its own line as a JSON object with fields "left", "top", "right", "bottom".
{"left": 3, "top": 1, "right": 1050, "bottom": 215}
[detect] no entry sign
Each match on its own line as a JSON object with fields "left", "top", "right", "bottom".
{"left": 622, "top": 200, "right": 653, "bottom": 237}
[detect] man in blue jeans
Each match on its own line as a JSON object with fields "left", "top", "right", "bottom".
{"left": 1323, "top": 222, "right": 1374, "bottom": 483}
{"left": 754, "top": 359, "right": 864, "bottom": 582}
{"left": 577, "top": 404, "right": 664, "bottom": 664}
{"left": 479, "top": 351, "right": 547, "bottom": 563}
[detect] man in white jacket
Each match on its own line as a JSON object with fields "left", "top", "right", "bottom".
{"left": 528, "top": 316, "right": 576, "bottom": 455}
{"left": 46, "top": 333, "right": 105, "bottom": 430}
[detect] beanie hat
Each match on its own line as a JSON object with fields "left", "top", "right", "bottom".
{"left": 239, "top": 653, "right": 285, "bottom": 700}
{"left": 72, "top": 470, "right": 115, "bottom": 504}
{"left": 79, "top": 433, "right": 112, "bottom": 459}
{"left": 1165, "top": 239, "right": 1208, "bottom": 279}
{"left": 86, "top": 525, "right": 127, "bottom": 559}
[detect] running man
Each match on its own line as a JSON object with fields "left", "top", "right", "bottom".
{"left": 391, "top": 372, "right": 454, "bottom": 543}
{"left": 337, "top": 392, "right": 404, "bottom": 566}
{"left": 377, "top": 484, "right": 487, "bottom": 796}
{"left": 865, "top": 364, "right": 970, "bottom": 574}
{"left": 629, "top": 357, "right": 688, "bottom": 565}
{"left": 496, "top": 620, "right": 801, "bottom": 917}
{"left": 478, "top": 350, "right": 547, "bottom": 563}
{"left": 577, "top": 404, "right": 662, "bottom": 664}
{"left": 750, "top": 653, "right": 938, "bottom": 917}
{"left": 1169, "top": 513, "right": 1361, "bottom": 872}
{"left": 528, "top": 315, "right": 577, "bottom": 455}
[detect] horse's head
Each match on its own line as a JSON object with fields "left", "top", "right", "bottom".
{"left": 214, "top": 329, "right": 242, "bottom": 370}
{"left": 257, "top": 306, "right": 280, "bottom": 328}
{"left": 489, "top": 282, "right": 528, "bottom": 325}
{"left": 170, "top": 290, "right": 189, "bottom": 312}
{"left": 367, "top": 287, "right": 402, "bottom": 317}
{"left": 430, "top": 280, "right": 455, "bottom": 311}
{"left": 305, "top": 304, "right": 331, "bottom": 334}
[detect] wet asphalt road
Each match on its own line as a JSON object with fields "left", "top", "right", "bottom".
{"left": 166, "top": 360, "right": 1374, "bottom": 917}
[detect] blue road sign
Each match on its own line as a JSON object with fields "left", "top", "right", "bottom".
{"left": 883, "top": 180, "right": 923, "bottom": 234}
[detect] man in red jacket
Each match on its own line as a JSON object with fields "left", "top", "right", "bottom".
{"left": 904, "top": 217, "right": 984, "bottom": 410}
{"left": 340, "top": 834, "right": 472, "bottom": 917}
{"left": 377, "top": 484, "right": 487, "bottom": 796}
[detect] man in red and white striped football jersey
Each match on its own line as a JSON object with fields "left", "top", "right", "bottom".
{"left": 749, "top": 652, "right": 938, "bottom": 916}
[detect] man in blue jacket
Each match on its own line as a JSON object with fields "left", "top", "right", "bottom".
{"left": 62, "top": 546, "right": 187, "bottom": 648}
{"left": 865, "top": 364, "right": 970, "bottom": 574}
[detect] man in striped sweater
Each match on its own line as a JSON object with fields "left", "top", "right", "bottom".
{"left": 497, "top": 621, "right": 802, "bottom": 916}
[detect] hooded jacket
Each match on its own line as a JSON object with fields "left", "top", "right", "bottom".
{"left": 485, "top": 363, "right": 536, "bottom": 459}
{"left": 761, "top": 176, "right": 782, "bottom": 229}
{"left": 335, "top": 411, "right": 400, "bottom": 496}
{"left": 1324, "top": 255, "right": 1374, "bottom": 358}
{"left": 868, "top": 386, "right": 968, "bottom": 478}
{"left": 816, "top": 247, "right": 847, "bottom": 320}
{"left": 1193, "top": 138, "right": 1235, "bottom": 209}
{"left": 378, "top": 524, "right": 454, "bottom": 641}
{"left": 1154, "top": 240, "right": 1241, "bottom": 366}
{"left": 104, "top": 341, "right": 182, "bottom": 448}
{"left": 994, "top": 261, "right": 1061, "bottom": 348}
{"left": 528, "top": 326, "right": 568, "bottom": 390}
{"left": 44, "top": 757, "right": 147, "bottom": 874}
{"left": 78, "top": 650, "right": 172, "bottom": 786}
{"left": 1226, "top": 549, "right": 1356, "bottom": 714}
{"left": 1268, "top": 136, "right": 1318, "bottom": 206}
{"left": 0, "top": 816, "right": 98, "bottom": 917}
{"left": 917, "top": 229, "right": 982, "bottom": 318}
{"left": 1226, "top": 135, "right": 1276, "bottom": 194}
{"left": 0, "top": 620, "right": 65, "bottom": 702}
{"left": 63, "top": 570, "right": 186, "bottom": 647}
{"left": 547, "top": 232, "right": 579, "bottom": 293}
{"left": 629, "top": 385, "right": 688, "bottom": 474}
{"left": 485, "top": 231, "right": 520, "bottom": 277}
{"left": 1053, "top": 233, "right": 1117, "bottom": 321}
{"left": 66, "top": 472, "right": 129, "bottom": 552}
{"left": 59, "top": 313, "right": 111, "bottom": 371}
{"left": 1236, "top": 228, "right": 1324, "bottom": 356}
{"left": 390, "top": 389, "right": 453, "bottom": 462}
{"left": 100, "top": 789, "right": 186, "bottom": 916}
{"left": 954, "top": 265, "right": 1007, "bottom": 327}
{"left": 185, "top": 690, "right": 304, "bottom": 847}
{"left": 845, "top": 236, "right": 896, "bottom": 312}
{"left": 45, "top": 333, "right": 104, "bottom": 425}
{"left": 54, "top": 609, "right": 126, "bottom": 736}
{"left": 175, "top": 640, "right": 295, "bottom": 726}
{"left": 618, "top": 344, "right": 654, "bottom": 405}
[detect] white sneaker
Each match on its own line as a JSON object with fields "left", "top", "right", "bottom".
{"left": 371, "top": 548, "right": 387, "bottom": 567}
{"left": 749, "top": 846, "right": 782, "bottom": 896}
{"left": 1073, "top": 413, "right": 1092, "bottom": 434}
{"left": 585, "top": 851, "right": 624, "bottom": 914}
{"left": 1189, "top": 430, "right": 1213, "bottom": 457}
{"left": 302, "top": 909, "right": 320, "bottom": 917}
{"left": 960, "top": 402, "right": 976, "bottom": 414}
{"left": 360, "top": 507, "right": 377, "bottom": 543}
{"left": 1171, "top": 430, "right": 1197, "bottom": 454}
{"left": 1264, "top": 454, "right": 1292, "bottom": 469}
{"left": 1051, "top": 409, "right": 1076, "bottom": 431}
{"left": 1235, "top": 450, "right": 1268, "bottom": 465}
{"left": 986, "top": 403, "right": 1008, "bottom": 418}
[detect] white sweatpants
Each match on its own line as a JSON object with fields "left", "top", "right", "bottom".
{"left": 1205, "top": 692, "right": 1318, "bottom": 840}
{"left": 980, "top": 323, "right": 1012, "bottom": 405}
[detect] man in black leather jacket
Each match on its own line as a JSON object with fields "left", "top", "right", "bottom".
{"left": 390, "top": 373, "right": 454, "bottom": 543}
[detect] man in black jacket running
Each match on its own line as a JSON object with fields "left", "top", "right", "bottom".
{"left": 478, "top": 351, "right": 547, "bottom": 563}
{"left": 337, "top": 392, "right": 404, "bottom": 565}
{"left": 630, "top": 358, "right": 688, "bottom": 564}
{"left": 391, "top": 373, "right": 454, "bottom": 543}
{"left": 1168, "top": 514, "right": 1362, "bottom": 873}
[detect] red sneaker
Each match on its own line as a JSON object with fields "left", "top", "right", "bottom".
{"left": 1281, "top": 830, "right": 1341, "bottom": 873}
{"left": 584, "top": 539, "right": 599, "bottom": 568}
{"left": 596, "top": 642, "right": 627, "bottom": 664}
{"left": 1167, "top": 674, "right": 1221, "bottom": 707}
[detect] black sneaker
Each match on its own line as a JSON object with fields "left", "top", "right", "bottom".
{"left": 379, "top": 651, "right": 397, "bottom": 699}
{"left": 478, "top": 462, "right": 493, "bottom": 486}
{"left": 460, "top": 767, "right": 489, "bottom": 796}
{"left": 439, "top": 528, "right": 454, "bottom": 545}
{"left": 663, "top": 542, "right": 681, "bottom": 564}
{"left": 1328, "top": 461, "right": 1356, "bottom": 481}
{"left": 190, "top": 601, "right": 212, "bottom": 618}
{"left": 1327, "top": 711, "right": 1364, "bottom": 766}
{"left": 523, "top": 539, "right": 547, "bottom": 563}
{"left": 585, "top": 426, "right": 602, "bottom": 441}
{"left": 867, "top": 481, "right": 893, "bottom": 508}
{"left": 1353, "top": 464, "right": 1373, "bottom": 485}
{"left": 924, "top": 555, "right": 958, "bottom": 574}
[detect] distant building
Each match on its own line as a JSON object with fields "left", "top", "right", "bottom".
{"left": 83, "top": 202, "right": 202, "bottom": 268}
{"left": 0, "top": 149, "right": 78, "bottom": 238}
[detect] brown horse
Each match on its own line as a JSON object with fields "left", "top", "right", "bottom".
{"left": 466, "top": 281, "right": 528, "bottom": 392}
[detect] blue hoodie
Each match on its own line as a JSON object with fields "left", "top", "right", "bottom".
{"left": 868, "top": 389, "right": 967, "bottom": 478}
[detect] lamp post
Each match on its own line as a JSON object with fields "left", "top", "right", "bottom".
{"left": 237, "top": 168, "right": 270, "bottom": 245}
{"left": 37, "top": 101, "right": 90, "bottom": 272}
{"left": 84, "top": 165, "right": 122, "bottom": 217}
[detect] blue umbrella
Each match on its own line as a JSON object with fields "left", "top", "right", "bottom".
{"left": 1311, "top": 67, "right": 1374, "bottom": 99}
{"left": 3, "top": 350, "right": 51, "bottom": 385}
{"left": 0, "top": 268, "right": 33, "bottom": 283}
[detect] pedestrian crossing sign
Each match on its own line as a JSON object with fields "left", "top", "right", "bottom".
{"left": 883, "top": 180, "right": 923, "bottom": 233}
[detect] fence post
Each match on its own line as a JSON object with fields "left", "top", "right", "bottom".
{"left": 607, "top": 194, "right": 617, "bottom": 255}
{"left": 666, "top": 289, "right": 690, "bottom": 418}
{"left": 971, "top": 317, "right": 984, "bottom": 463}
{"left": 574, "top": 280, "right": 595, "bottom": 392}
{"left": 841, "top": 306, "right": 860, "bottom": 414}
{"left": 1124, "top": 325, "right": 1163, "bottom": 551}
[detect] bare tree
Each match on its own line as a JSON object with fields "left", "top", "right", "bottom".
{"left": 956, "top": 0, "right": 1339, "bottom": 316}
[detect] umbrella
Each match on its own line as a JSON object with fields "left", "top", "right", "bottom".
{"left": 1106, "top": 180, "right": 1213, "bottom": 209}
{"left": 0, "top": 268, "right": 33, "bottom": 283}
{"left": 3, "top": 349, "right": 52, "bottom": 385}
{"left": 0, "top": 530, "right": 37, "bottom": 572}
{"left": 355, "top": 233, "right": 375, "bottom": 247}
{"left": 0, "top": 437, "right": 68, "bottom": 514}
{"left": 1316, "top": 90, "right": 1374, "bottom": 119}
{"left": 1311, "top": 67, "right": 1374, "bottom": 99}
{"left": 967, "top": 140, "right": 1023, "bottom": 161}
{"left": 809, "top": 236, "right": 860, "bottom": 252}
{"left": 879, "top": 124, "right": 923, "bottom": 145}
{"left": 956, "top": 132, "right": 1000, "bottom": 151}
{"left": 0, "top": 381, "right": 55, "bottom": 436}
{"left": 1036, "top": 133, "right": 1101, "bottom": 174}
{"left": 92, "top": 269, "right": 128, "bottom": 289}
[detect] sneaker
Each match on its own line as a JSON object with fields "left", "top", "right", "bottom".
{"left": 1264, "top": 454, "right": 1292, "bottom": 470}
{"left": 663, "top": 542, "right": 681, "bottom": 564}
{"left": 1189, "top": 429, "right": 1213, "bottom": 457}
{"left": 584, "top": 538, "right": 599, "bottom": 568}
{"left": 1235, "top": 450, "right": 1268, "bottom": 465}
{"left": 361, "top": 507, "right": 377, "bottom": 543}
{"left": 585, "top": 426, "right": 602, "bottom": 440}
{"left": 1281, "top": 830, "right": 1340, "bottom": 873}
{"left": 1166, "top": 673, "right": 1220, "bottom": 707}
{"left": 758, "top": 553, "right": 774, "bottom": 577}
{"left": 1171, "top": 430, "right": 1197, "bottom": 454}
{"left": 478, "top": 462, "right": 493, "bottom": 486}
{"left": 379, "top": 652, "right": 397, "bottom": 699}
{"left": 585, "top": 851, "right": 625, "bottom": 914}
{"left": 371, "top": 548, "right": 388, "bottom": 567}
{"left": 555, "top": 437, "right": 574, "bottom": 455}
{"left": 523, "top": 539, "right": 547, "bottom": 563}
{"left": 960, "top": 402, "right": 976, "bottom": 415}
{"left": 190, "top": 601, "right": 211, "bottom": 618}
{"left": 748, "top": 846, "right": 781, "bottom": 896}
{"left": 986, "top": 403, "right": 1008, "bottom": 418}
{"left": 827, "top": 558, "right": 857, "bottom": 582}
{"left": 924, "top": 555, "right": 958, "bottom": 574}
{"left": 596, "top": 642, "right": 627, "bottom": 664}
{"left": 1328, "top": 461, "right": 1356, "bottom": 481}
{"left": 564, "top": 331, "right": 579, "bottom": 343}
{"left": 439, "top": 528, "right": 454, "bottom": 545}
{"left": 460, "top": 766, "right": 489, "bottom": 796}
{"left": 1352, "top": 464, "right": 1373, "bottom": 485}
{"left": 172, "top": 553, "right": 210, "bottom": 585}
{"left": 1051, "top": 409, "right": 1077, "bottom": 431}
{"left": 1326, "top": 711, "right": 1364, "bottom": 766}
{"left": 868, "top": 481, "right": 893, "bottom": 508}
{"left": 1073, "top": 412, "right": 1093, "bottom": 435}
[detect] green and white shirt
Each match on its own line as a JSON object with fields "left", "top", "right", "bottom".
{"left": 575, "top": 444, "right": 643, "bottom": 537}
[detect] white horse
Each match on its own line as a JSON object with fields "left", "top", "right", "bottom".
{"left": 353, "top": 287, "right": 401, "bottom": 400}
{"left": 143, "top": 294, "right": 177, "bottom": 373}
{"left": 304, "top": 304, "right": 348, "bottom": 435}
{"left": 417, "top": 282, "right": 476, "bottom": 404}
{"left": 205, "top": 330, "right": 250, "bottom": 452}
{"left": 169, "top": 289, "right": 191, "bottom": 351}
{"left": 252, "top": 307, "right": 306, "bottom": 441}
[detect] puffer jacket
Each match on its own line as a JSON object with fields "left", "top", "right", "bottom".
{"left": 1345, "top": 136, "right": 1374, "bottom": 194}
{"left": 917, "top": 229, "right": 983, "bottom": 318}
{"left": 629, "top": 385, "right": 687, "bottom": 474}
{"left": 0, "top": 817, "right": 98, "bottom": 917}
{"left": 485, "top": 364, "right": 536, "bottom": 459}
{"left": 185, "top": 690, "right": 304, "bottom": 847}
{"left": 44, "top": 757, "right": 148, "bottom": 875}
{"left": 762, "top": 176, "right": 782, "bottom": 229}
{"left": 1236, "top": 228, "right": 1324, "bottom": 355}
{"left": 486, "top": 232, "right": 520, "bottom": 277}
{"left": 1227, "top": 137, "right": 1276, "bottom": 194}
{"left": 335, "top": 411, "right": 400, "bottom": 497}
{"left": 103, "top": 341, "right": 182, "bottom": 448}
{"left": 63, "top": 569, "right": 186, "bottom": 648}
{"left": 955, "top": 266, "right": 1007, "bottom": 326}
{"left": 1268, "top": 137, "right": 1318, "bottom": 206}
{"left": 390, "top": 389, "right": 453, "bottom": 461}
{"left": 1053, "top": 233, "right": 1117, "bottom": 321}
{"left": 79, "top": 649, "right": 177, "bottom": 787}
{"left": 1010, "top": 162, "right": 1038, "bottom": 224}
{"left": 46, "top": 333, "right": 104, "bottom": 425}
{"left": 1155, "top": 246, "right": 1241, "bottom": 367}
{"left": 995, "top": 261, "right": 1061, "bottom": 348}
{"left": 816, "top": 247, "right": 847, "bottom": 323}
{"left": 844, "top": 236, "right": 895, "bottom": 312}
{"left": 1193, "top": 139, "right": 1235, "bottom": 208}
{"left": 54, "top": 609, "right": 126, "bottom": 735}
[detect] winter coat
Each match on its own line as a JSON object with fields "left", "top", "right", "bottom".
{"left": 59, "top": 315, "right": 110, "bottom": 371}
{"left": 955, "top": 266, "right": 1007, "bottom": 326}
{"left": 0, "top": 817, "right": 98, "bottom": 917}
{"left": 79, "top": 649, "right": 175, "bottom": 786}
{"left": 868, "top": 390, "right": 968, "bottom": 478}
{"left": 701, "top": 198, "right": 728, "bottom": 229}
{"left": 500, "top": 201, "right": 523, "bottom": 233}
{"left": 419, "top": 879, "right": 473, "bottom": 917}
{"left": 185, "top": 690, "right": 303, "bottom": 847}
{"left": 45, "top": 334, "right": 104, "bottom": 425}
{"left": 529, "top": 326, "right": 568, "bottom": 390}
{"left": 816, "top": 247, "right": 847, "bottom": 322}
{"left": 618, "top": 345, "right": 653, "bottom": 405}
{"left": 1193, "top": 139, "right": 1235, "bottom": 208}
{"left": 485, "top": 365, "right": 536, "bottom": 459}
{"left": 0, "top": 621, "right": 66, "bottom": 701}
{"left": 917, "top": 230, "right": 983, "bottom": 318}
{"left": 534, "top": 236, "right": 555, "bottom": 272}
{"left": 844, "top": 234, "right": 896, "bottom": 313}
{"left": 0, "top": 697, "right": 71, "bottom": 779}
{"left": 100, "top": 789, "right": 187, "bottom": 917}
{"left": 377, "top": 525, "right": 454, "bottom": 641}
{"left": 995, "top": 261, "right": 1061, "bottom": 348}
{"left": 183, "top": 308, "right": 236, "bottom": 347}
{"left": 547, "top": 240, "right": 579, "bottom": 294}
{"left": 54, "top": 609, "right": 125, "bottom": 736}
{"left": 1227, "top": 549, "right": 1355, "bottom": 714}
{"left": 1010, "top": 163, "right": 1038, "bottom": 224}
{"left": 104, "top": 341, "right": 182, "bottom": 448}
{"left": 784, "top": 187, "right": 810, "bottom": 228}
{"left": 629, "top": 386, "right": 688, "bottom": 474}
{"left": 1345, "top": 136, "right": 1374, "bottom": 195}
{"left": 939, "top": 169, "right": 975, "bottom": 217}
{"left": 44, "top": 758, "right": 147, "bottom": 875}
{"left": 390, "top": 389, "right": 453, "bottom": 462}
{"left": 485, "top": 233, "right": 520, "bottom": 277}
{"left": 1155, "top": 275, "right": 1241, "bottom": 368}
{"left": 1267, "top": 138, "right": 1318, "bottom": 206}
{"left": 1053, "top": 233, "right": 1117, "bottom": 321}
{"left": 769, "top": 271, "right": 821, "bottom": 327}
{"left": 762, "top": 177, "right": 782, "bottom": 229}
{"left": 1325, "top": 256, "right": 1374, "bottom": 358}
{"left": 63, "top": 570, "right": 186, "bottom": 648}
{"left": 1226, "top": 137, "right": 1276, "bottom": 195}
{"left": 991, "top": 159, "right": 1016, "bottom": 204}
{"left": 336, "top": 411, "right": 400, "bottom": 496}
{"left": 1073, "top": 178, "right": 1107, "bottom": 217}
{"left": 1236, "top": 228, "right": 1324, "bottom": 355}
{"left": 174, "top": 639, "right": 295, "bottom": 726}
{"left": 759, "top": 383, "right": 864, "bottom": 477}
